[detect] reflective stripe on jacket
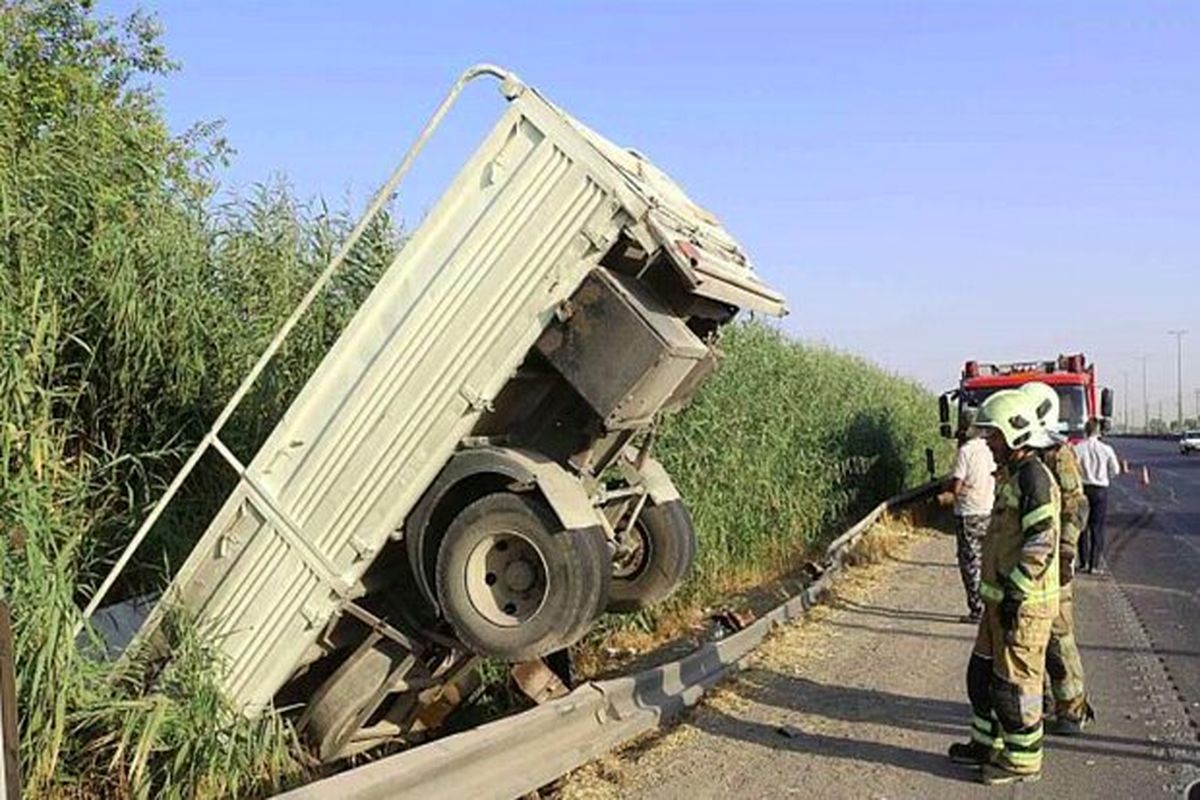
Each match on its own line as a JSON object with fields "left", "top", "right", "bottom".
{"left": 980, "top": 451, "right": 1062, "bottom": 618}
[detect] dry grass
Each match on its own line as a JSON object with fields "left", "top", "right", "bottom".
{"left": 841, "top": 512, "right": 919, "bottom": 567}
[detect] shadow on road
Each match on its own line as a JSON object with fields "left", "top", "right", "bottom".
{"left": 691, "top": 675, "right": 968, "bottom": 781}
{"left": 825, "top": 617, "right": 1200, "bottom": 662}
{"left": 700, "top": 671, "right": 1200, "bottom": 767}
{"left": 828, "top": 596, "right": 964, "bottom": 624}
{"left": 692, "top": 668, "right": 1200, "bottom": 779}
{"left": 889, "top": 556, "right": 958, "bottom": 570}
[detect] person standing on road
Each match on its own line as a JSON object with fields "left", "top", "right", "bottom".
{"left": 1021, "top": 382, "right": 1095, "bottom": 735}
{"left": 948, "top": 390, "right": 1061, "bottom": 786}
{"left": 1074, "top": 418, "right": 1121, "bottom": 574}
{"left": 942, "top": 411, "right": 996, "bottom": 625}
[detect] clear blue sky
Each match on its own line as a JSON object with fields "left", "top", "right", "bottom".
{"left": 105, "top": 1, "right": 1199, "bottom": 424}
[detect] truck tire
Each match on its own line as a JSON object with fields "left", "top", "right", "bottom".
{"left": 305, "top": 641, "right": 415, "bottom": 761}
{"left": 606, "top": 499, "right": 697, "bottom": 614}
{"left": 435, "top": 492, "right": 608, "bottom": 662}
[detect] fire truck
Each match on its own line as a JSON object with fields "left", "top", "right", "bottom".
{"left": 939, "top": 354, "right": 1113, "bottom": 443}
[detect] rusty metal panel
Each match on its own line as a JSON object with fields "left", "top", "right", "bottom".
{"left": 0, "top": 602, "right": 19, "bottom": 800}
{"left": 536, "top": 269, "right": 707, "bottom": 430}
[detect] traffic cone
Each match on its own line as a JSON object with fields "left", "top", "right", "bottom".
{"left": 1140, "top": 465, "right": 1150, "bottom": 487}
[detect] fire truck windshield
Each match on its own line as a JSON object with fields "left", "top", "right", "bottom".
{"left": 959, "top": 385, "right": 1088, "bottom": 435}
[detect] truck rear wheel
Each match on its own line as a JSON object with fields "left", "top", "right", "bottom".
{"left": 304, "top": 640, "right": 417, "bottom": 761}
{"left": 435, "top": 492, "right": 608, "bottom": 661}
{"left": 606, "top": 499, "right": 696, "bottom": 614}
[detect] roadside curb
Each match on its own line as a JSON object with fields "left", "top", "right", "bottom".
{"left": 276, "top": 480, "right": 941, "bottom": 800}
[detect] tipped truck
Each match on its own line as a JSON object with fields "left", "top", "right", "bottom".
{"left": 87, "top": 65, "right": 785, "bottom": 760}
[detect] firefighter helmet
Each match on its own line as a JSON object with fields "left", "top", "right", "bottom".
{"left": 975, "top": 390, "right": 1040, "bottom": 450}
{"left": 1020, "top": 381, "right": 1062, "bottom": 446}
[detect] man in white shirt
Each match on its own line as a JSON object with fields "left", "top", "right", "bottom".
{"left": 1073, "top": 418, "right": 1122, "bottom": 574}
{"left": 946, "top": 422, "right": 997, "bottom": 623}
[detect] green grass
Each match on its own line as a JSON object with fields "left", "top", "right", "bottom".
{"left": 1, "top": 3, "right": 950, "bottom": 796}
{"left": 1, "top": 4, "right": 396, "bottom": 795}
{"left": 582, "top": 321, "right": 951, "bottom": 643}
{"left": 659, "top": 321, "right": 950, "bottom": 602}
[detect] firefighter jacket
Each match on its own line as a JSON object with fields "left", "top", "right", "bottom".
{"left": 981, "top": 451, "right": 1062, "bottom": 620}
{"left": 1042, "top": 443, "right": 1087, "bottom": 586}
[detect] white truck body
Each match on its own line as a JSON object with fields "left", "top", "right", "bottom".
{"left": 130, "top": 71, "right": 784, "bottom": 713}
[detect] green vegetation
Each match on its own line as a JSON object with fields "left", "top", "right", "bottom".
{"left": 1, "top": 3, "right": 949, "bottom": 797}
{"left": 657, "top": 322, "right": 949, "bottom": 604}
{"left": 1, "top": 3, "right": 395, "bottom": 796}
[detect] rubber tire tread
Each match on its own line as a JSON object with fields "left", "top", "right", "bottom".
{"left": 306, "top": 643, "right": 401, "bottom": 761}
{"left": 557, "top": 524, "right": 611, "bottom": 650}
{"left": 435, "top": 492, "right": 607, "bottom": 662}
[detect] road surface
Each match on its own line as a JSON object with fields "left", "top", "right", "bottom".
{"left": 1106, "top": 438, "right": 1200, "bottom": 759}
{"left": 558, "top": 440, "right": 1200, "bottom": 799}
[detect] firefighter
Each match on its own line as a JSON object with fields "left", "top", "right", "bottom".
{"left": 948, "top": 390, "right": 1061, "bottom": 785}
{"left": 1021, "top": 382, "right": 1095, "bottom": 734}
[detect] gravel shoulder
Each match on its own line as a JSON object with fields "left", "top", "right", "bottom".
{"left": 557, "top": 525, "right": 1200, "bottom": 799}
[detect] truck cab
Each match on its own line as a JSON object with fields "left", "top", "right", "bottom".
{"left": 939, "top": 354, "right": 1113, "bottom": 442}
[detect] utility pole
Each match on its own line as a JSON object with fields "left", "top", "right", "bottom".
{"left": 1194, "top": 387, "right": 1199, "bottom": 423}
{"left": 1122, "top": 371, "right": 1130, "bottom": 431}
{"left": 1138, "top": 355, "right": 1150, "bottom": 433}
{"left": 1168, "top": 330, "right": 1187, "bottom": 433}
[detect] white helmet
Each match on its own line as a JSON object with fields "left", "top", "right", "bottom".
{"left": 1020, "top": 382, "right": 1061, "bottom": 447}
{"left": 975, "top": 390, "right": 1041, "bottom": 450}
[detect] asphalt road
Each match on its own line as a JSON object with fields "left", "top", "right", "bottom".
{"left": 558, "top": 445, "right": 1200, "bottom": 799}
{"left": 1106, "top": 437, "right": 1200, "bottom": 751}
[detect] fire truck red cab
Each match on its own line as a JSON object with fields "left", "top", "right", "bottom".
{"left": 939, "top": 353, "right": 1114, "bottom": 443}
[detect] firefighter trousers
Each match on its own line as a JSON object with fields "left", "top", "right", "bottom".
{"left": 966, "top": 605, "right": 1054, "bottom": 774}
{"left": 1045, "top": 587, "right": 1089, "bottom": 720}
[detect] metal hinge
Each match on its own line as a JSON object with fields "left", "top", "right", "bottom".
{"left": 581, "top": 225, "right": 612, "bottom": 252}
{"left": 348, "top": 535, "right": 377, "bottom": 562}
{"left": 459, "top": 385, "right": 495, "bottom": 413}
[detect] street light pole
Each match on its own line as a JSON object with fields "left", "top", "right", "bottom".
{"left": 1168, "top": 330, "right": 1187, "bottom": 432}
{"left": 1138, "top": 355, "right": 1150, "bottom": 433}
{"left": 1122, "top": 371, "right": 1130, "bottom": 431}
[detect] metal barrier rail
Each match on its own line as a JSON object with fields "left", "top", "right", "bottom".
{"left": 277, "top": 479, "right": 941, "bottom": 800}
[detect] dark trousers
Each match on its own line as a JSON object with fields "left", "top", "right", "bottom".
{"left": 955, "top": 514, "right": 988, "bottom": 617}
{"left": 1080, "top": 485, "right": 1109, "bottom": 571}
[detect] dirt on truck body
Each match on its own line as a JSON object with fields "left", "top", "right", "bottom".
{"left": 86, "top": 64, "right": 786, "bottom": 761}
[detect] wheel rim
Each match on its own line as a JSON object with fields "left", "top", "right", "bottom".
{"left": 464, "top": 530, "right": 549, "bottom": 627}
{"left": 612, "top": 521, "right": 652, "bottom": 580}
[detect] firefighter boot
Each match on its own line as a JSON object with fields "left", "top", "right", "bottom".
{"left": 1047, "top": 700, "right": 1096, "bottom": 736}
{"left": 948, "top": 740, "right": 998, "bottom": 767}
{"left": 981, "top": 761, "right": 1042, "bottom": 785}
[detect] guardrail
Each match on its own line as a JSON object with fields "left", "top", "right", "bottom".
{"left": 277, "top": 479, "right": 941, "bottom": 800}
